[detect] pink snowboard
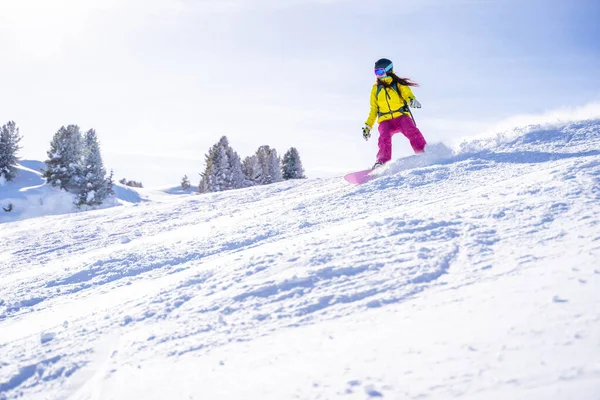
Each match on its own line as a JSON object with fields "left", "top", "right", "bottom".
{"left": 343, "top": 169, "right": 375, "bottom": 185}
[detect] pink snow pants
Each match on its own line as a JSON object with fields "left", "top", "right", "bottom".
{"left": 377, "top": 115, "right": 427, "bottom": 163}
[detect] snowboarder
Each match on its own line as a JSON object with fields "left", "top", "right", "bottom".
{"left": 362, "top": 58, "right": 427, "bottom": 169}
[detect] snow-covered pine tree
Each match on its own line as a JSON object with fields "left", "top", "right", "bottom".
{"left": 226, "top": 145, "right": 246, "bottom": 190}
{"left": 199, "top": 136, "right": 246, "bottom": 193}
{"left": 107, "top": 170, "right": 115, "bottom": 195}
{"left": 0, "top": 121, "right": 23, "bottom": 183}
{"left": 43, "top": 125, "right": 83, "bottom": 191}
{"left": 181, "top": 175, "right": 191, "bottom": 190}
{"left": 242, "top": 155, "right": 262, "bottom": 186}
{"left": 255, "top": 145, "right": 282, "bottom": 185}
{"left": 255, "top": 145, "right": 270, "bottom": 184}
{"left": 199, "top": 137, "right": 228, "bottom": 193}
{"left": 268, "top": 148, "right": 282, "bottom": 183}
{"left": 76, "top": 129, "right": 110, "bottom": 207}
{"left": 199, "top": 137, "right": 224, "bottom": 193}
{"left": 198, "top": 172, "right": 209, "bottom": 194}
{"left": 281, "top": 147, "right": 306, "bottom": 180}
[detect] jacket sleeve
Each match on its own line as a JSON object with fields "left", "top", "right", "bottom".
{"left": 365, "top": 85, "right": 378, "bottom": 128}
{"left": 400, "top": 85, "right": 416, "bottom": 103}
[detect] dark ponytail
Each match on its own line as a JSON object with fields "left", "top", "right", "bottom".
{"left": 390, "top": 73, "right": 419, "bottom": 87}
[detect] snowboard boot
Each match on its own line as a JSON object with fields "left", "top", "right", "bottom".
{"left": 372, "top": 161, "right": 385, "bottom": 169}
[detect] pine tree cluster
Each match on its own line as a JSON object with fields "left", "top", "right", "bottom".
{"left": 119, "top": 178, "right": 144, "bottom": 188}
{"left": 198, "top": 136, "right": 305, "bottom": 194}
{"left": 0, "top": 121, "right": 23, "bottom": 184}
{"left": 42, "top": 125, "right": 114, "bottom": 207}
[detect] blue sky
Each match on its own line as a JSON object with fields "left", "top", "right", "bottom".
{"left": 1, "top": 0, "right": 598, "bottom": 187}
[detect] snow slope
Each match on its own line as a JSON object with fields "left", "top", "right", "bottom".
{"left": 1, "top": 120, "right": 599, "bottom": 399}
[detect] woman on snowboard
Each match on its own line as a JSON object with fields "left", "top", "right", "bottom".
{"left": 362, "top": 58, "right": 427, "bottom": 168}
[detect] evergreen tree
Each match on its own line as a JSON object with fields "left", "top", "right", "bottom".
{"left": 255, "top": 145, "right": 282, "bottom": 185}
{"left": 199, "top": 138, "right": 224, "bottom": 193}
{"left": 242, "top": 155, "right": 262, "bottom": 186}
{"left": 199, "top": 136, "right": 246, "bottom": 193}
{"left": 198, "top": 172, "right": 209, "bottom": 194}
{"left": 281, "top": 147, "right": 306, "bottom": 180}
{"left": 0, "top": 121, "right": 23, "bottom": 183}
{"left": 203, "top": 138, "right": 228, "bottom": 193}
{"left": 268, "top": 148, "right": 282, "bottom": 183}
{"left": 76, "top": 129, "right": 110, "bottom": 207}
{"left": 107, "top": 170, "right": 115, "bottom": 195}
{"left": 255, "top": 145, "right": 270, "bottom": 184}
{"left": 226, "top": 145, "right": 246, "bottom": 190}
{"left": 181, "top": 175, "right": 191, "bottom": 190}
{"left": 43, "top": 125, "right": 83, "bottom": 191}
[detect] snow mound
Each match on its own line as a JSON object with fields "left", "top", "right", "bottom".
{"left": 111, "top": 184, "right": 145, "bottom": 204}
{"left": 0, "top": 164, "right": 77, "bottom": 223}
{"left": 0, "top": 161, "right": 146, "bottom": 223}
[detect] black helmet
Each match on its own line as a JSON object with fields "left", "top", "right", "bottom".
{"left": 374, "top": 58, "right": 393, "bottom": 70}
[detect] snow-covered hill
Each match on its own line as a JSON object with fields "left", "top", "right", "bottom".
{"left": 1, "top": 120, "right": 599, "bottom": 399}
{"left": 0, "top": 162, "right": 75, "bottom": 223}
{"left": 0, "top": 161, "right": 154, "bottom": 224}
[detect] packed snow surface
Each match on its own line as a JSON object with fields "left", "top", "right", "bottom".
{"left": 1, "top": 121, "right": 599, "bottom": 399}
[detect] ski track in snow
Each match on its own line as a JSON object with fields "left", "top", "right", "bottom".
{"left": 1, "top": 121, "right": 599, "bottom": 399}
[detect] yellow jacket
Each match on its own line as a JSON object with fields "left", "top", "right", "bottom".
{"left": 365, "top": 77, "right": 416, "bottom": 128}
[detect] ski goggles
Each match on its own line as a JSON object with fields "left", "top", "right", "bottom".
{"left": 374, "top": 64, "right": 393, "bottom": 77}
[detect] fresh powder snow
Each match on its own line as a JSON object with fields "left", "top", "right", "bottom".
{"left": 0, "top": 120, "right": 599, "bottom": 399}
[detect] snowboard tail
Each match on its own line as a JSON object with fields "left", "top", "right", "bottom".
{"left": 343, "top": 169, "right": 375, "bottom": 185}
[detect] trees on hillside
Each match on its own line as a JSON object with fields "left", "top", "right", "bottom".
{"left": 0, "top": 121, "right": 23, "bottom": 183}
{"left": 0, "top": 119, "right": 306, "bottom": 200}
{"left": 197, "top": 137, "right": 305, "bottom": 194}
{"left": 1, "top": 119, "right": 306, "bottom": 201}
{"left": 256, "top": 145, "right": 282, "bottom": 185}
{"left": 119, "top": 178, "right": 143, "bottom": 188}
{"left": 43, "top": 125, "right": 113, "bottom": 206}
{"left": 242, "top": 146, "right": 282, "bottom": 187}
{"left": 199, "top": 136, "right": 246, "bottom": 193}
{"left": 242, "top": 155, "right": 261, "bottom": 186}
